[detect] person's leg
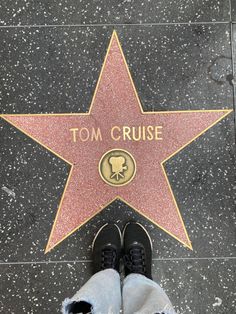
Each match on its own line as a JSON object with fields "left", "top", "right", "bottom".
{"left": 62, "top": 269, "right": 121, "bottom": 314}
{"left": 123, "top": 274, "right": 176, "bottom": 314}
{"left": 62, "top": 223, "right": 122, "bottom": 314}
{"left": 122, "top": 222, "right": 176, "bottom": 314}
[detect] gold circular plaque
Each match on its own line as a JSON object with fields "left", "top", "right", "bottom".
{"left": 99, "top": 149, "right": 136, "bottom": 186}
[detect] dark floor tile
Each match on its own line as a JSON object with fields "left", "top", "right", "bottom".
{"left": 0, "top": 259, "right": 235, "bottom": 313}
{"left": 116, "top": 25, "right": 233, "bottom": 111}
{"left": 232, "top": 1, "right": 236, "bottom": 21}
{"left": 0, "top": 25, "right": 233, "bottom": 115}
{"left": 0, "top": 114, "right": 235, "bottom": 262}
{"left": 164, "top": 115, "right": 236, "bottom": 257}
{"left": 0, "top": 0, "right": 230, "bottom": 26}
{"left": 152, "top": 259, "right": 236, "bottom": 313}
{"left": 0, "top": 26, "right": 112, "bottom": 114}
{"left": 0, "top": 262, "right": 91, "bottom": 313}
{"left": 232, "top": 23, "right": 236, "bottom": 114}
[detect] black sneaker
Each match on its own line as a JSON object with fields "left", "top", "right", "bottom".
{"left": 123, "top": 222, "right": 153, "bottom": 279}
{"left": 92, "top": 223, "right": 122, "bottom": 274}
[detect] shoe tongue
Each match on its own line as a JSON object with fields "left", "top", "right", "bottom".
{"left": 102, "top": 244, "right": 116, "bottom": 254}
{"left": 129, "top": 242, "right": 143, "bottom": 251}
{"left": 104, "top": 243, "right": 115, "bottom": 250}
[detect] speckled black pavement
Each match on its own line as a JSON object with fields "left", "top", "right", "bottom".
{"left": 0, "top": 1, "right": 236, "bottom": 313}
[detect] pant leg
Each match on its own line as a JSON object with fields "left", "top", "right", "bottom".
{"left": 62, "top": 269, "right": 121, "bottom": 314}
{"left": 122, "top": 274, "right": 176, "bottom": 314}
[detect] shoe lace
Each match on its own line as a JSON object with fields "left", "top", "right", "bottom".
{"left": 124, "top": 247, "right": 146, "bottom": 275}
{"left": 101, "top": 247, "right": 117, "bottom": 269}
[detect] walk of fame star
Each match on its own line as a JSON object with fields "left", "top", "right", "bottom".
{"left": 1, "top": 31, "right": 232, "bottom": 253}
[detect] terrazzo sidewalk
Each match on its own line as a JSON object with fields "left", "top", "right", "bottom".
{"left": 0, "top": 1, "right": 236, "bottom": 313}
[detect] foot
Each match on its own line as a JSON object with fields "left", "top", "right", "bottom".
{"left": 92, "top": 223, "right": 122, "bottom": 274}
{"left": 123, "top": 222, "right": 153, "bottom": 279}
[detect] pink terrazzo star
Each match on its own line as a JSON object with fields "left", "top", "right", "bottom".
{"left": 1, "top": 31, "right": 232, "bottom": 252}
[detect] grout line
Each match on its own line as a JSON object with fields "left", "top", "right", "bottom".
{"left": 0, "top": 260, "right": 92, "bottom": 265}
{"left": 231, "top": 22, "right": 235, "bottom": 83}
{"left": 0, "top": 256, "right": 235, "bottom": 265}
{"left": 152, "top": 256, "right": 236, "bottom": 261}
{"left": 229, "top": 0, "right": 232, "bottom": 22}
{"left": 229, "top": 0, "right": 236, "bottom": 143}
{"left": 0, "top": 21, "right": 231, "bottom": 29}
{"left": 230, "top": 21, "right": 236, "bottom": 136}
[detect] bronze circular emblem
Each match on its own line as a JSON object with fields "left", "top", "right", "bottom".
{"left": 99, "top": 149, "right": 136, "bottom": 186}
